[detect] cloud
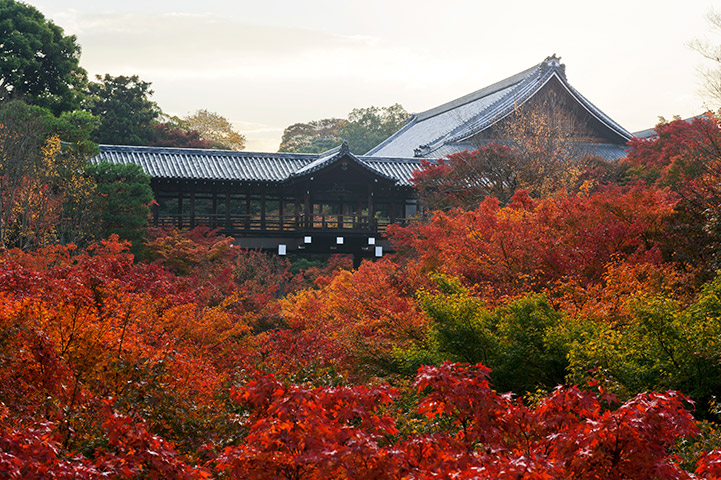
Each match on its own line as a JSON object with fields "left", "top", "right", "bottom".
{"left": 63, "top": 12, "right": 384, "bottom": 74}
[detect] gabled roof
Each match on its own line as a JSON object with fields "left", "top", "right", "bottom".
{"left": 92, "top": 144, "right": 422, "bottom": 187}
{"left": 287, "top": 140, "right": 397, "bottom": 182}
{"left": 366, "top": 55, "right": 633, "bottom": 159}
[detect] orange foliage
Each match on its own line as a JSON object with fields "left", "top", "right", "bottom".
{"left": 282, "top": 259, "right": 429, "bottom": 377}
{"left": 0, "top": 236, "right": 251, "bottom": 453}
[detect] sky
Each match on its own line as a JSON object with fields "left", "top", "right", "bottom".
{"left": 28, "top": 0, "right": 720, "bottom": 151}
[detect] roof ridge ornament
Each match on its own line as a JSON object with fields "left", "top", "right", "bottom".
{"left": 414, "top": 144, "right": 431, "bottom": 157}
{"left": 542, "top": 54, "right": 566, "bottom": 79}
{"left": 339, "top": 139, "right": 350, "bottom": 155}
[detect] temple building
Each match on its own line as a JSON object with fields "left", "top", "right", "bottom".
{"left": 366, "top": 55, "right": 632, "bottom": 160}
{"left": 94, "top": 55, "right": 633, "bottom": 260}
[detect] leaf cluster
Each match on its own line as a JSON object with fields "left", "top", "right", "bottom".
{"left": 278, "top": 104, "right": 408, "bottom": 154}
{"left": 0, "top": 0, "right": 87, "bottom": 115}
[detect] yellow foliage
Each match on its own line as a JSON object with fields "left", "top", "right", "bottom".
{"left": 183, "top": 109, "right": 246, "bottom": 150}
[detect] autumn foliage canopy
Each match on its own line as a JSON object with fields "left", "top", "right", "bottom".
{"left": 4, "top": 110, "right": 721, "bottom": 478}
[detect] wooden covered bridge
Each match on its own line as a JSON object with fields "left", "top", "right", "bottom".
{"left": 94, "top": 141, "right": 423, "bottom": 263}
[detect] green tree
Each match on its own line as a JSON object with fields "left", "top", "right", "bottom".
{"left": 567, "top": 273, "right": 721, "bottom": 419}
{"left": 339, "top": 103, "right": 409, "bottom": 154}
{"left": 182, "top": 109, "right": 245, "bottom": 150}
{"left": 86, "top": 162, "right": 153, "bottom": 250}
{"left": 278, "top": 104, "right": 408, "bottom": 155}
{"left": 278, "top": 118, "right": 344, "bottom": 153}
{"left": 85, "top": 74, "right": 160, "bottom": 146}
{"left": 396, "top": 275, "right": 569, "bottom": 396}
{"left": 0, "top": 0, "right": 87, "bottom": 115}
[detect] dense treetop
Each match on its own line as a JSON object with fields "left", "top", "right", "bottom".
{"left": 279, "top": 104, "right": 409, "bottom": 154}
{"left": 0, "top": 0, "right": 87, "bottom": 115}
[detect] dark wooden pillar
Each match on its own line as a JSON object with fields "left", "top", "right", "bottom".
{"left": 353, "top": 252, "right": 363, "bottom": 269}
{"left": 211, "top": 192, "right": 218, "bottom": 229}
{"left": 152, "top": 202, "right": 159, "bottom": 226}
{"left": 367, "top": 185, "right": 375, "bottom": 232}
{"left": 177, "top": 192, "right": 183, "bottom": 229}
{"left": 304, "top": 190, "right": 310, "bottom": 229}
{"left": 295, "top": 196, "right": 301, "bottom": 229}
{"left": 389, "top": 199, "right": 396, "bottom": 224}
{"left": 189, "top": 190, "right": 196, "bottom": 229}
{"left": 260, "top": 192, "right": 266, "bottom": 230}
{"left": 225, "top": 189, "right": 231, "bottom": 231}
{"left": 339, "top": 196, "right": 344, "bottom": 229}
{"left": 245, "top": 191, "right": 251, "bottom": 230}
{"left": 279, "top": 194, "right": 284, "bottom": 231}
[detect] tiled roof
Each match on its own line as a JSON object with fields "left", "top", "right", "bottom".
{"left": 92, "top": 144, "right": 422, "bottom": 186}
{"left": 288, "top": 140, "right": 398, "bottom": 182}
{"left": 366, "top": 55, "right": 633, "bottom": 158}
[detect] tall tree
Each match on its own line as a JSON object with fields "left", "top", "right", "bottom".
{"left": 624, "top": 114, "right": 721, "bottom": 275}
{"left": 339, "top": 103, "right": 409, "bottom": 154}
{"left": 148, "top": 121, "right": 213, "bottom": 149}
{"left": 413, "top": 94, "right": 601, "bottom": 210}
{"left": 486, "top": 93, "right": 594, "bottom": 198}
{"left": 0, "top": 0, "right": 87, "bottom": 115}
{"left": 278, "top": 118, "right": 344, "bottom": 153}
{"left": 85, "top": 74, "right": 160, "bottom": 146}
{"left": 182, "top": 109, "right": 246, "bottom": 150}
{"left": 278, "top": 104, "right": 409, "bottom": 154}
{"left": 86, "top": 162, "right": 153, "bottom": 250}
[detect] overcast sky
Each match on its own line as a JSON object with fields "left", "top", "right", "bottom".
{"left": 28, "top": 0, "right": 720, "bottom": 151}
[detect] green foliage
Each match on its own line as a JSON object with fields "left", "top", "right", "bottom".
{"left": 86, "top": 162, "right": 153, "bottom": 249}
{"left": 396, "top": 275, "right": 569, "bottom": 395}
{"left": 492, "top": 295, "right": 569, "bottom": 394}
{"left": 278, "top": 118, "right": 344, "bottom": 153}
{"left": 567, "top": 273, "right": 721, "bottom": 418}
{"left": 278, "top": 104, "right": 409, "bottom": 154}
{"left": 339, "top": 103, "right": 409, "bottom": 154}
{"left": 54, "top": 110, "right": 99, "bottom": 157}
{"left": 85, "top": 74, "right": 160, "bottom": 146}
{"left": 417, "top": 275, "right": 497, "bottom": 366}
{"left": 0, "top": 0, "right": 87, "bottom": 115}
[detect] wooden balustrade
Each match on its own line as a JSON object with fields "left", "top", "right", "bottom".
{"left": 154, "top": 213, "right": 407, "bottom": 233}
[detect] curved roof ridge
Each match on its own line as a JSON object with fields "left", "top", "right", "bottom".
{"left": 415, "top": 62, "right": 542, "bottom": 122}
{"left": 561, "top": 81, "right": 632, "bottom": 141}
{"left": 430, "top": 66, "right": 548, "bottom": 150}
{"left": 438, "top": 65, "right": 557, "bottom": 148}
{"left": 366, "top": 56, "right": 575, "bottom": 158}
{"left": 426, "top": 56, "right": 633, "bottom": 153}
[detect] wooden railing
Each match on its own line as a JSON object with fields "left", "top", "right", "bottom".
{"left": 155, "top": 213, "right": 407, "bottom": 233}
